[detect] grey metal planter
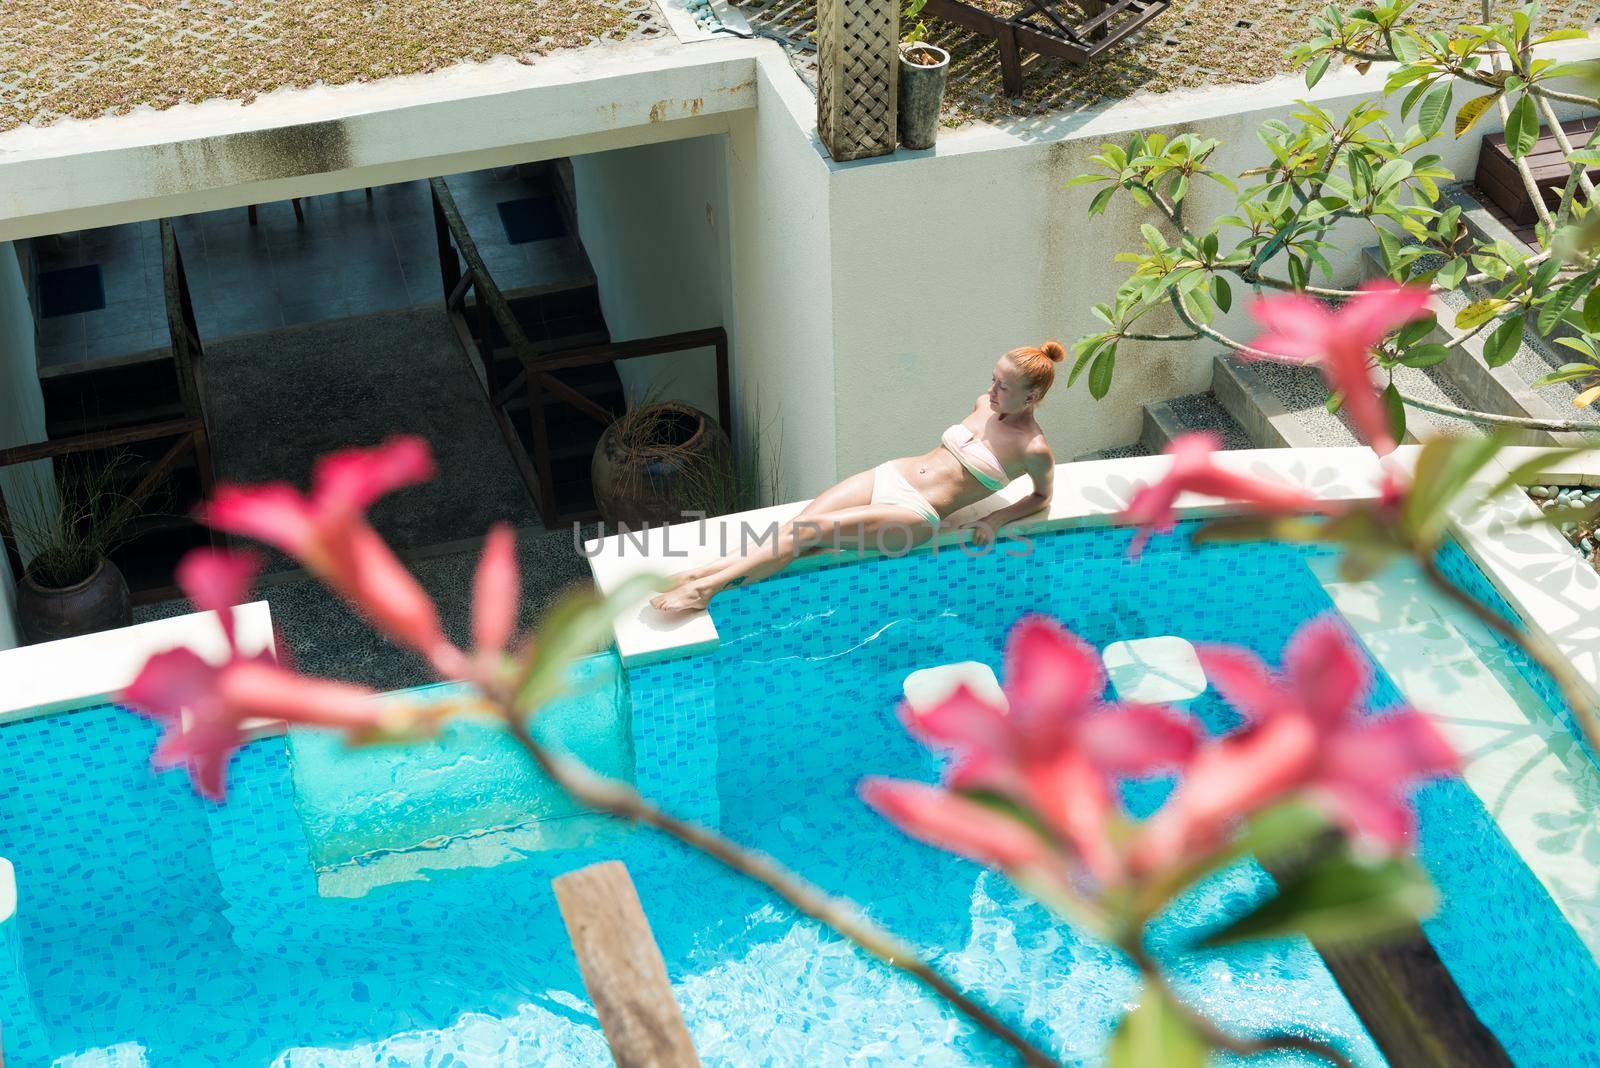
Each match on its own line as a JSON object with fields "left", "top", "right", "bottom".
{"left": 897, "top": 44, "right": 950, "bottom": 151}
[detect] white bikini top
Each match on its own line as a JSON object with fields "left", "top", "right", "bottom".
{"left": 941, "top": 425, "right": 1009, "bottom": 491}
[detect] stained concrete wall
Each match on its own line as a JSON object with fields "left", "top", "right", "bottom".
{"left": 570, "top": 134, "right": 734, "bottom": 419}
{"left": 0, "top": 244, "right": 50, "bottom": 651}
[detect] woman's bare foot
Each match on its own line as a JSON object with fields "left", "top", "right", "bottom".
{"left": 650, "top": 581, "right": 718, "bottom": 614}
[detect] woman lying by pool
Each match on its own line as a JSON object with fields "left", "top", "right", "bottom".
{"left": 650, "top": 341, "right": 1062, "bottom": 614}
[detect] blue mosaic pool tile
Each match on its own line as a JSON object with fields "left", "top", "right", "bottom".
{"left": 1, "top": 523, "right": 1596, "bottom": 1065}
{"left": 630, "top": 657, "right": 721, "bottom": 829}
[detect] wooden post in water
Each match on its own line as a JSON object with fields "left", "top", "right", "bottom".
{"left": 553, "top": 861, "right": 700, "bottom": 1068}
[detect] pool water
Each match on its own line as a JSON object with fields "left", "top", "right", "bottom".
{"left": 1, "top": 524, "right": 1596, "bottom": 1066}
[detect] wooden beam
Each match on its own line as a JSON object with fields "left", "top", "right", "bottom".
{"left": 553, "top": 861, "right": 700, "bottom": 1068}
{"left": 0, "top": 419, "right": 200, "bottom": 467}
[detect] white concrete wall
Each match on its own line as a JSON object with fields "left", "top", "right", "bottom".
{"left": 721, "top": 64, "right": 838, "bottom": 502}
{"left": 570, "top": 134, "right": 733, "bottom": 417}
{"left": 819, "top": 66, "right": 1540, "bottom": 472}
{"left": 0, "top": 244, "right": 50, "bottom": 651}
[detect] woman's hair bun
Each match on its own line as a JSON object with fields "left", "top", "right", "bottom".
{"left": 1041, "top": 340, "right": 1066, "bottom": 363}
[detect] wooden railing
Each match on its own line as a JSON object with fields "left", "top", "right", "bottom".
{"left": 429, "top": 177, "right": 732, "bottom": 525}
{"left": 0, "top": 220, "right": 218, "bottom": 601}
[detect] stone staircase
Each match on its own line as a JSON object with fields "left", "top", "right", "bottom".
{"left": 1078, "top": 183, "right": 1591, "bottom": 460}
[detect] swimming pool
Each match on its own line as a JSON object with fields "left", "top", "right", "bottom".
{"left": 1, "top": 522, "right": 1595, "bottom": 1065}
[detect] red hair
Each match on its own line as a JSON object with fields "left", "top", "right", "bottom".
{"left": 1006, "top": 340, "right": 1066, "bottom": 398}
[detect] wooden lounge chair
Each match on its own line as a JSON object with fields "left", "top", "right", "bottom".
{"left": 921, "top": 0, "right": 1171, "bottom": 96}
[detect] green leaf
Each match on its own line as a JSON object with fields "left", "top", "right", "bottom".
{"left": 1399, "top": 342, "right": 1452, "bottom": 368}
{"left": 1457, "top": 297, "right": 1512, "bottom": 330}
{"left": 517, "top": 574, "right": 665, "bottom": 711}
{"left": 1305, "top": 54, "right": 1331, "bottom": 89}
{"left": 1212, "top": 275, "right": 1232, "bottom": 314}
{"left": 1107, "top": 984, "right": 1208, "bottom": 1068}
{"left": 1585, "top": 286, "right": 1600, "bottom": 333}
{"left": 1146, "top": 800, "right": 1331, "bottom": 906}
{"left": 1454, "top": 92, "right": 1499, "bottom": 137}
{"left": 1566, "top": 149, "right": 1600, "bottom": 168}
{"left": 1505, "top": 94, "right": 1539, "bottom": 158}
{"left": 1087, "top": 186, "right": 1117, "bottom": 217}
{"left": 1479, "top": 444, "right": 1593, "bottom": 505}
{"left": 1539, "top": 269, "right": 1600, "bottom": 337}
{"left": 1418, "top": 80, "right": 1453, "bottom": 139}
{"left": 1088, "top": 346, "right": 1117, "bottom": 400}
{"left": 1384, "top": 381, "right": 1406, "bottom": 443}
{"left": 1403, "top": 431, "right": 1517, "bottom": 547}
{"left": 1202, "top": 851, "right": 1437, "bottom": 948}
{"left": 1484, "top": 316, "right": 1523, "bottom": 367}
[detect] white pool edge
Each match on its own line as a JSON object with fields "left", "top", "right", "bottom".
{"left": 0, "top": 602, "right": 278, "bottom": 728}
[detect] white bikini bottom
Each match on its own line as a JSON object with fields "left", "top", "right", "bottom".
{"left": 870, "top": 462, "right": 941, "bottom": 527}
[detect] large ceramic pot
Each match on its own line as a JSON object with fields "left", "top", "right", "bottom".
{"left": 16, "top": 556, "right": 132, "bottom": 645}
{"left": 592, "top": 402, "right": 734, "bottom": 528}
{"left": 898, "top": 43, "right": 950, "bottom": 151}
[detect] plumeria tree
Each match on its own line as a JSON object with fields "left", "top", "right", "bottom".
{"left": 1066, "top": 0, "right": 1600, "bottom": 433}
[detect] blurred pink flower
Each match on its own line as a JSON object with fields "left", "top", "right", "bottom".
{"left": 200, "top": 437, "right": 461, "bottom": 676}
{"left": 869, "top": 616, "right": 1200, "bottom": 888}
{"left": 1248, "top": 281, "right": 1433, "bottom": 456}
{"left": 858, "top": 778, "right": 1063, "bottom": 876}
{"left": 174, "top": 547, "right": 264, "bottom": 647}
{"left": 1131, "top": 616, "right": 1457, "bottom": 874}
{"left": 121, "top": 548, "right": 383, "bottom": 800}
{"left": 1120, "top": 433, "right": 1322, "bottom": 556}
{"left": 472, "top": 524, "right": 520, "bottom": 664}
{"left": 123, "top": 649, "right": 384, "bottom": 800}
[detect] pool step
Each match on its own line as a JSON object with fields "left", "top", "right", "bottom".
{"left": 1140, "top": 390, "right": 1253, "bottom": 452}
{"left": 1073, "top": 441, "right": 1153, "bottom": 461}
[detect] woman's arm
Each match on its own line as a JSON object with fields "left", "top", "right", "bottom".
{"left": 964, "top": 442, "right": 1054, "bottom": 545}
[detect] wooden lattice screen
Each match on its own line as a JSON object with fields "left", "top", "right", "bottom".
{"left": 816, "top": 0, "right": 898, "bottom": 162}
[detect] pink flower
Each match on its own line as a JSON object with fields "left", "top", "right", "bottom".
{"left": 1120, "top": 433, "right": 1322, "bottom": 556}
{"left": 200, "top": 437, "right": 461, "bottom": 676}
{"left": 120, "top": 548, "right": 385, "bottom": 800}
{"left": 472, "top": 524, "right": 519, "bottom": 664}
{"left": 858, "top": 778, "right": 1064, "bottom": 876}
{"left": 1248, "top": 281, "right": 1433, "bottom": 456}
{"left": 1131, "top": 616, "right": 1457, "bottom": 874}
{"left": 869, "top": 616, "right": 1200, "bottom": 888}
{"left": 123, "top": 649, "right": 384, "bottom": 800}
{"left": 174, "top": 547, "right": 264, "bottom": 647}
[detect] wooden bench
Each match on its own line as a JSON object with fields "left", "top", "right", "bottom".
{"left": 921, "top": 0, "right": 1171, "bottom": 97}
{"left": 1474, "top": 115, "right": 1600, "bottom": 226}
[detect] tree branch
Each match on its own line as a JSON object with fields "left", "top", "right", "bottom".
{"left": 1131, "top": 946, "right": 1356, "bottom": 1068}
{"left": 494, "top": 697, "right": 1060, "bottom": 1068}
{"left": 1393, "top": 390, "right": 1600, "bottom": 433}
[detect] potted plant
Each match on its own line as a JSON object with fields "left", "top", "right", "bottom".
{"left": 4, "top": 456, "right": 140, "bottom": 644}
{"left": 898, "top": 0, "right": 950, "bottom": 151}
{"left": 591, "top": 396, "right": 735, "bottom": 528}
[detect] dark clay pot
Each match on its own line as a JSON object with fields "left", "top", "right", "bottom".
{"left": 592, "top": 402, "right": 734, "bottom": 528}
{"left": 17, "top": 557, "right": 132, "bottom": 645}
{"left": 898, "top": 44, "right": 950, "bottom": 151}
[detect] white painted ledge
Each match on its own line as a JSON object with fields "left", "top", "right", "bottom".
{"left": 0, "top": 602, "right": 275, "bottom": 724}
{"left": 587, "top": 447, "right": 1390, "bottom": 666}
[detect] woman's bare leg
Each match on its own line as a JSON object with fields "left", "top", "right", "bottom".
{"left": 650, "top": 503, "right": 932, "bottom": 613}
{"left": 659, "top": 470, "right": 877, "bottom": 589}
